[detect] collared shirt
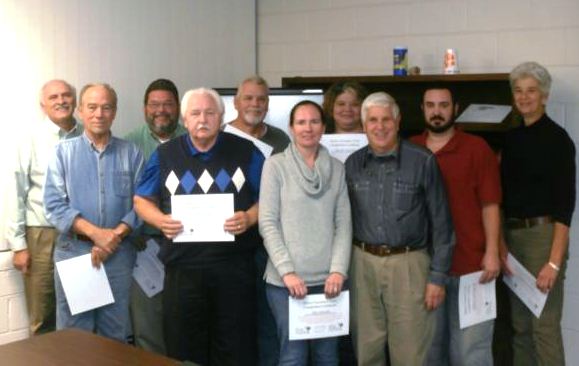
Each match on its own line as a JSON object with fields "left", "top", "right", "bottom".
{"left": 44, "top": 133, "right": 144, "bottom": 236}
{"left": 6, "top": 118, "right": 83, "bottom": 251}
{"left": 501, "top": 114, "right": 576, "bottom": 226}
{"left": 136, "top": 132, "right": 263, "bottom": 201}
{"left": 124, "top": 123, "right": 187, "bottom": 160}
{"left": 345, "top": 139, "right": 455, "bottom": 285}
{"left": 411, "top": 130, "right": 501, "bottom": 275}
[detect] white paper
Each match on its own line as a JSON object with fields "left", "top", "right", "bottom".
{"left": 55, "top": 253, "right": 115, "bottom": 315}
{"left": 458, "top": 271, "right": 496, "bottom": 329}
{"left": 289, "top": 290, "right": 349, "bottom": 340}
{"left": 502, "top": 253, "right": 548, "bottom": 318}
{"left": 171, "top": 193, "right": 234, "bottom": 242}
{"left": 133, "top": 239, "right": 165, "bottom": 298}
{"left": 320, "top": 134, "right": 368, "bottom": 163}
{"left": 456, "top": 104, "right": 512, "bottom": 124}
{"left": 224, "top": 123, "right": 274, "bottom": 158}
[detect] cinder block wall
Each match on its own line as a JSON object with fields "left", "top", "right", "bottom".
{"left": 257, "top": 0, "right": 579, "bottom": 364}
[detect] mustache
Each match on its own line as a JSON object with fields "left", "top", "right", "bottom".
{"left": 153, "top": 112, "right": 171, "bottom": 119}
{"left": 196, "top": 124, "right": 209, "bottom": 131}
{"left": 429, "top": 115, "right": 445, "bottom": 122}
{"left": 55, "top": 103, "right": 71, "bottom": 110}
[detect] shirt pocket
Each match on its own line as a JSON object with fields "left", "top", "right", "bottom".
{"left": 393, "top": 180, "right": 419, "bottom": 214}
{"left": 349, "top": 180, "right": 372, "bottom": 211}
{"left": 114, "top": 171, "right": 132, "bottom": 197}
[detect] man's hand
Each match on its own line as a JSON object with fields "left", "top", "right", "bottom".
{"left": 536, "top": 262, "right": 559, "bottom": 293}
{"left": 424, "top": 283, "right": 445, "bottom": 311}
{"left": 89, "top": 228, "right": 121, "bottom": 254}
{"left": 158, "top": 215, "right": 183, "bottom": 239}
{"left": 13, "top": 249, "right": 31, "bottom": 273}
{"left": 479, "top": 251, "right": 500, "bottom": 283}
{"left": 91, "top": 246, "right": 110, "bottom": 269}
{"left": 224, "top": 211, "right": 250, "bottom": 235}
{"left": 282, "top": 272, "right": 307, "bottom": 299}
{"left": 324, "top": 272, "right": 345, "bottom": 299}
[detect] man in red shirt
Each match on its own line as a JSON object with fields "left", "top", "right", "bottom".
{"left": 411, "top": 87, "right": 501, "bottom": 365}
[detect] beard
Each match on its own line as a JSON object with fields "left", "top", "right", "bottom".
{"left": 425, "top": 115, "right": 455, "bottom": 133}
{"left": 146, "top": 114, "right": 178, "bottom": 137}
{"left": 242, "top": 110, "right": 265, "bottom": 126}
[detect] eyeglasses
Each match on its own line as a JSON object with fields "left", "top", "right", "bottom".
{"left": 146, "top": 102, "right": 177, "bottom": 110}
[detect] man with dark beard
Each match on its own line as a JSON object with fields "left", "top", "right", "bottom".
{"left": 124, "top": 79, "right": 186, "bottom": 354}
{"left": 411, "top": 87, "right": 501, "bottom": 365}
{"left": 225, "top": 75, "right": 290, "bottom": 366}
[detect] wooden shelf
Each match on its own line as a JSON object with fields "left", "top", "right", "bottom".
{"left": 282, "top": 73, "right": 517, "bottom": 149}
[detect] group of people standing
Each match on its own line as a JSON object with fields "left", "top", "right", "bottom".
{"left": 5, "top": 60, "right": 574, "bottom": 366}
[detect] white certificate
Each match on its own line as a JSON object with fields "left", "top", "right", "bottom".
{"left": 171, "top": 193, "right": 234, "bottom": 243}
{"left": 289, "top": 290, "right": 349, "bottom": 340}
{"left": 55, "top": 253, "right": 114, "bottom": 315}
{"left": 133, "top": 239, "right": 165, "bottom": 298}
{"left": 320, "top": 134, "right": 368, "bottom": 163}
{"left": 502, "top": 253, "right": 548, "bottom": 318}
{"left": 224, "top": 123, "right": 274, "bottom": 158}
{"left": 456, "top": 104, "right": 512, "bottom": 124}
{"left": 458, "top": 271, "right": 496, "bottom": 329}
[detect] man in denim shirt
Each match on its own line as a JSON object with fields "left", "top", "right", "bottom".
{"left": 44, "top": 83, "right": 144, "bottom": 342}
{"left": 345, "top": 92, "right": 454, "bottom": 366}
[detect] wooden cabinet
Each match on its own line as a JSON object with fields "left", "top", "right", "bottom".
{"left": 282, "top": 73, "right": 516, "bottom": 148}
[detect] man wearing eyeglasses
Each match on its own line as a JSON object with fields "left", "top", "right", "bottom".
{"left": 44, "top": 83, "right": 144, "bottom": 341}
{"left": 124, "top": 79, "right": 186, "bottom": 354}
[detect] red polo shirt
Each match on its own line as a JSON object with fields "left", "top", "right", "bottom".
{"left": 411, "top": 130, "right": 501, "bottom": 275}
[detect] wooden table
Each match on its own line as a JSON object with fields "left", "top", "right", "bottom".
{"left": 0, "top": 329, "right": 179, "bottom": 365}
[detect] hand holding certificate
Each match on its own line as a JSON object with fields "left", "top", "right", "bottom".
{"left": 289, "top": 291, "right": 350, "bottom": 340}
{"left": 55, "top": 254, "right": 115, "bottom": 315}
{"left": 502, "top": 253, "right": 548, "bottom": 318}
{"left": 459, "top": 271, "right": 496, "bottom": 329}
{"left": 171, "top": 193, "right": 234, "bottom": 242}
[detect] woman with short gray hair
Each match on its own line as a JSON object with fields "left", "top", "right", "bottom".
{"left": 501, "top": 61, "right": 575, "bottom": 365}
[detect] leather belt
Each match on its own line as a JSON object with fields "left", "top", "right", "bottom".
{"left": 505, "top": 216, "right": 553, "bottom": 230}
{"left": 353, "top": 239, "right": 422, "bottom": 257}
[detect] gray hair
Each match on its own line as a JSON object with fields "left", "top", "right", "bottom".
{"left": 79, "top": 83, "right": 118, "bottom": 108}
{"left": 235, "top": 75, "right": 270, "bottom": 99}
{"left": 509, "top": 61, "right": 552, "bottom": 97}
{"left": 39, "top": 79, "right": 76, "bottom": 105}
{"left": 361, "top": 92, "right": 400, "bottom": 122}
{"left": 180, "top": 87, "right": 224, "bottom": 118}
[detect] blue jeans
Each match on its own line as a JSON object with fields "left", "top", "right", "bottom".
{"left": 256, "top": 246, "right": 280, "bottom": 366}
{"left": 266, "top": 284, "right": 338, "bottom": 366}
{"left": 425, "top": 276, "right": 494, "bottom": 366}
{"left": 54, "top": 237, "right": 135, "bottom": 342}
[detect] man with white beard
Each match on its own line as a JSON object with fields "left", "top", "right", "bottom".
{"left": 226, "top": 75, "right": 289, "bottom": 366}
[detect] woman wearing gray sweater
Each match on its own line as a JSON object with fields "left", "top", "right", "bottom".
{"left": 259, "top": 100, "right": 352, "bottom": 366}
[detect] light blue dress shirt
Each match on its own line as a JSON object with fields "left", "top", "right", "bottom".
{"left": 44, "top": 133, "right": 144, "bottom": 235}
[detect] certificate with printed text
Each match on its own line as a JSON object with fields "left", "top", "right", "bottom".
{"left": 502, "top": 253, "right": 548, "bottom": 318}
{"left": 458, "top": 271, "right": 496, "bottom": 329}
{"left": 320, "top": 134, "right": 368, "bottom": 163}
{"left": 171, "top": 193, "right": 234, "bottom": 243}
{"left": 289, "top": 291, "right": 349, "bottom": 340}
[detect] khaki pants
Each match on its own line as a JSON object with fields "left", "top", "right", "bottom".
{"left": 506, "top": 223, "right": 566, "bottom": 366}
{"left": 350, "top": 247, "right": 434, "bottom": 366}
{"left": 23, "top": 226, "right": 57, "bottom": 335}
